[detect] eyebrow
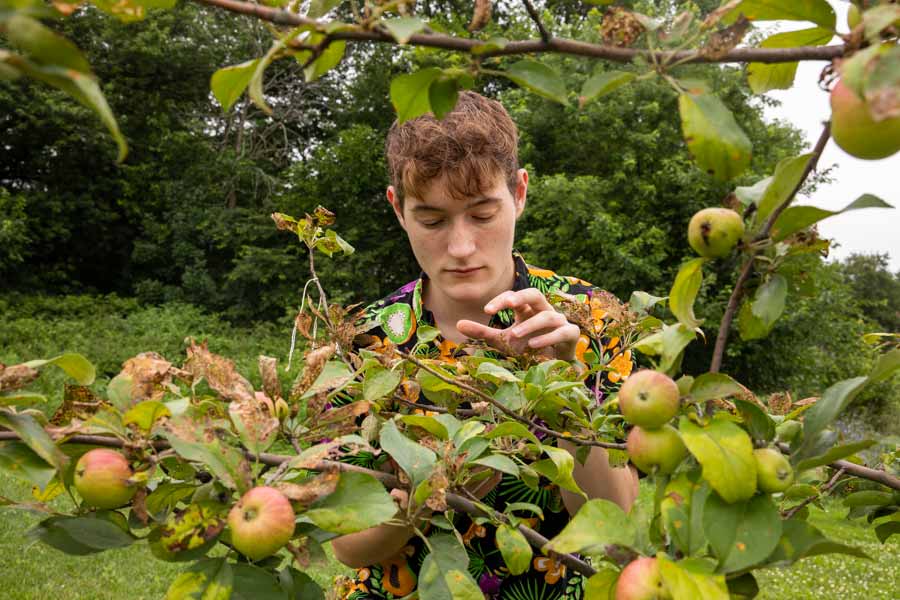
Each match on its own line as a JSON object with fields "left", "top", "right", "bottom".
{"left": 409, "top": 196, "right": 503, "bottom": 214}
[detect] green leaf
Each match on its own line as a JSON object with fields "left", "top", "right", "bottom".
{"left": 278, "top": 567, "right": 323, "bottom": 600}
{"left": 163, "top": 419, "right": 250, "bottom": 492}
{"left": 678, "top": 91, "right": 751, "bottom": 180}
{"left": 211, "top": 59, "right": 259, "bottom": 112}
{"left": 304, "top": 472, "right": 397, "bottom": 534}
{"left": 669, "top": 258, "right": 705, "bottom": 329}
{"left": 471, "top": 36, "right": 509, "bottom": 55}
{"left": 690, "top": 373, "right": 745, "bottom": 404}
{"left": 658, "top": 555, "right": 729, "bottom": 600}
{"left": 472, "top": 454, "right": 519, "bottom": 476}
{"left": 2, "top": 56, "right": 127, "bottom": 162}
{"left": 767, "top": 519, "right": 869, "bottom": 565}
{"left": 869, "top": 347, "right": 900, "bottom": 385}
{"left": 584, "top": 568, "right": 618, "bottom": 600}
{"left": 796, "top": 439, "right": 876, "bottom": 472}
{"left": 579, "top": 70, "right": 635, "bottom": 107}
{"left": 754, "top": 153, "right": 813, "bottom": 225}
{"left": 428, "top": 75, "right": 460, "bottom": 120}
{"left": 379, "top": 418, "right": 436, "bottom": 488}
{"left": 381, "top": 16, "right": 426, "bottom": 44}
{"left": 771, "top": 194, "right": 893, "bottom": 242}
{"left": 307, "top": 0, "right": 341, "bottom": 18}
{"left": 501, "top": 60, "right": 569, "bottom": 106}
{"left": 0, "top": 392, "right": 46, "bottom": 407}
{"left": 475, "top": 362, "right": 520, "bottom": 383}
{"left": 496, "top": 524, "right": 532, "bottom": 575}
{"left": 231, "top": 564, "right": 286, "bottom": 600}
{"left": 299, "top": 35, "right": 346, "bottom": 82}
{"left": 635, "top": 323, "right": 697, "bottom": 375}
{"left": 703, "top": 493, "right": 782, "bottom": 573}
{"left": 123, "top": 400, "right": 171, "bottom": 433}
{"left": 875, "top": 520, "right": 900, "bottom": 544}
{"left": 165, "top": 558, "right": 233, "bottom": 600}
{"left": 679, "top": 417, "right": 757, "bottom": 503}
{"left": 149, "top": 501, "right": 225, "bottom": 562}
{"left": 747, "top": 28, "right": 833, "bottom": 93}
{"left": 738, "top": 300, "right": 769, "bottom": 341}
{"left": 4, "top": 15, "right": 92, "bottom": 73}
{"left": 0, "top": 442, "right": 56, "bottom": 490}
{"left": 483, "top": 421, "right": 540, "bottom": 446}
{"left": 734, "top": 398, "right": 776, "bottom": 443}
{"left": 863, "top": 6, "right": 900, "bottom": 42}
{"left": 24, "top": 353, "right": 95, "bottom": 385}
{"left": 802, "top": 376, "right": 869, "bottom": 440}
{"left": 29, "top": 515, "right": 135, "bottom": 555}
{"left": 106, "top": 372, "right": 134, "bottom": 411}
{"left": 363, "top": 367, "right": 401, "bottom": 402}
{"left": 751, "top": 273, "right": 788, "bottom": 328}
{"left": 844, "top": 490, "right": 894, "bottom": 508}
{"left": 661, "top": 476, "right": 709, "bottom": 557}
{"left": 544, "top": 499, "right": 635, "bottom": 554}
{"left": 399, "top": 414, "right": 449, "bottom": 440}
{"left": 418, "top": 534, "right": 476, "bottom": 600}
{"left": 0, "top": 410, "right": 67, "bottom": 470}
{"left": 390, "top": 68, "right": 442, "bottom": 123}
{"left": 724, "top": 0, "right": 836, "bottom": 29}
{"left": 145, "top": 482, "right": 197, "bottom": 519}
{"left": 541, "top": 445, "right": 584, "bottom": 498}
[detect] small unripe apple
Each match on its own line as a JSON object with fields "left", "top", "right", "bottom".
{"left": 227, "top": 486, "right": 295, "bottom": 561}
{"left": 831, "top": 79, "right": 900, "bottom": 160}
{"left": 618, "top": 370, "right": 680, "bottom": 429}
{"left": 616, "top": 557, "right": 671, "bottom": 600}
{"left": 626, "top": 425, "right": 687, "bottom": 475}
{"left": 687, "top": 208, "right": 745, "bottom": 258}
{"left": 74, "top": 448, "right": 136, "bottom": 509}
{"left": 754, "top": 448, "right": 794, "bottom": 493}
{"left": 274, "top": 398, "right": 290, "bottom": 421}
{"left": 775, "top": 419, "right": 802, "bottom": 444}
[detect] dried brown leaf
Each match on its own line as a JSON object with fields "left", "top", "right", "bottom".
{"left": 468, "top": 0, "right": 492, "bottom": 32}
{"left": 120, "top": 352, "right": 180, "bottom": 403}
{"left": 0, "top": 364, "right": 40, "bottom": 392}
{"left": 600, "top": 8, "right": 645, "bottom": 48}
{"left": 259, "top": 356, "right": 282, "bottom": 401}
{"left": 275, "top": 470, "right": 339, "bottom": 506}
{"left": 49, "top": 385, "right": 106, "bottom": 426}
{"left": 184, "top": 340, "right": 255, "bottom": 404}
{"left": 289, "top": 343, "right": 336, "bottom": 399}
{"left": 702, "top": 0, "right": 743, "bottom": 29}
{"left": 702, "top": 16, "right": 750, "bottom": 59}
{"left": 767, "top": 391, "right": 793, "bottom": 415}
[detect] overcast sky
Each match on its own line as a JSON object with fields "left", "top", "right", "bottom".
{"left": 759, "top": 0, "right": 899, "bottom": 272}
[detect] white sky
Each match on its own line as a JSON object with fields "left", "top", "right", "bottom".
{"left": 759, "top": 1, "right": 899, "bottom": 271}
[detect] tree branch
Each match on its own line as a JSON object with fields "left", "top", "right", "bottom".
{"left": 398, "top": 350, "right": 627, "bottom": 451}
{"left": 194, "top": 0, "right": 845, "bottom": 65}
{"left": 710, "top": 121, "right": 832, "bottom": 373}
{"left": 522, "top": 0, "right": 551, "bottom": 43}
{"left": 782, "top": 466, "right": 845, "bottom": 520}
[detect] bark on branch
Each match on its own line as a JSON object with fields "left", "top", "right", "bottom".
{"left": 194, "top": 0, "right": 845, "bottom": 65}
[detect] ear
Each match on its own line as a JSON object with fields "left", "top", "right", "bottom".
{"left": 386, "top": 186, "right": 407, "bottom": 231}
{"left": 514, "top": 168, "right": 528, "bottom": 219}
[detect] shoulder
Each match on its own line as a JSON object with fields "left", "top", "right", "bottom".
{"left": 355, "top": 279, "right": 423, "bottom": 346}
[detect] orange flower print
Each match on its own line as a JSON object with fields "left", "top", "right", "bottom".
{"left": 533, "top": 555, "right": 567, "bottom": 584}
{"left": 574, "top": 335, "right": 591, "bottom": 362}
{"left": 528, "top": 266, "right": 557, "bottom": 278}
{"left": 462, "top": 522, "right": 487, "bottom": 546}
{"left": 438, "top": 338, "right": 458, "bottom": 364}
{"left": 607, "top": 349, "right": 634, "bottom": 383}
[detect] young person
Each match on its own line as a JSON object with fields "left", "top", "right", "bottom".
{"left": 332, "top": 91, "right": 638, "bottom": 599}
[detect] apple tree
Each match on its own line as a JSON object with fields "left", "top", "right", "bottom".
{"left": 2, "top": 1, "right": 899, "bottom": 599}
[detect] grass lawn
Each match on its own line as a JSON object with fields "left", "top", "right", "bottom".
{"left": 2, "top": 468, "right": 896, "bottom": 599}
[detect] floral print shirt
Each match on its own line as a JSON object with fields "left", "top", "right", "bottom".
{"left": 336, "top": 252, "right": 634, "bottom": 600}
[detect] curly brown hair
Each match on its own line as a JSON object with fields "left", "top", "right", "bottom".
{"left": 384, "top": 91, "right": 519, "bottom": 210}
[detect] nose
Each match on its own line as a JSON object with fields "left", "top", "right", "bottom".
{"left": 446, "top": 219, "right": 476, "bottom": 259}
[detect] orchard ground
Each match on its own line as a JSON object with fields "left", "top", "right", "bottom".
{"left": 1, "top": 293, "right": 897, "bottom": 598}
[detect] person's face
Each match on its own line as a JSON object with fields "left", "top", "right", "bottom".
{"left": 387, "top": 168, "right": 528, "bottom": 308}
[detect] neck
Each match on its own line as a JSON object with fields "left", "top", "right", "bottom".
{"left": 424, "top": 255, "right": 516, "bottom": 343}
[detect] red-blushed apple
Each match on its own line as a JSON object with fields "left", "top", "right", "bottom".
{"left": 830, "top": 79, "right": 900, "bottom": 160}
{"left": 626, "top": 425, "right": 687, "bottom": 475}
{"left": 74, "top": 448, "right": 136, "bottom": 509}
{"left": 687, "top": 208, "right": 745, "bottom": 258}
{"left": 616, "top": 557, "right": 671, "bottom": 600}
{"left": 618, "top": 370, "right": 680, "bottom": 429}
{"left": 227, "top": 486, "right": 295, "bottom": 561}
{"left": 754, "top": 448, "right": 794, "bottom": 493}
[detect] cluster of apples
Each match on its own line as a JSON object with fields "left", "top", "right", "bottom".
{"left": 74, "top": 448, "right": 296, "bottom": 561}
{"left": 620, "top": 370, "right": 687, "bottom": 476}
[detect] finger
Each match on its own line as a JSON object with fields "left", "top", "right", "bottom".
{"left": 485, "top": 288, "right": 550, "bottom": 315}
{"left": 509, "top": 310, "right": 568, "bottom": 339}
{"left": 457, "top": 319, "right": 503, "bottom": 343}
{"left": 528, "top": 323, "right": 581, "bottom": 350}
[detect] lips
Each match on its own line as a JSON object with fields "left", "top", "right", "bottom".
{"left": 446, "top": 266, "right": 483, "bottom": 275}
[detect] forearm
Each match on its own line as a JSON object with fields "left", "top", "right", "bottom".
{"left": 558, "top": 440, "right": 639, "bottom": 515}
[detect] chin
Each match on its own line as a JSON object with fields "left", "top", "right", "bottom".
{"left": 440, "top": 280, "right": 491, "bottom": 304}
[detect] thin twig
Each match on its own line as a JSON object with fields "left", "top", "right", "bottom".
{"left": 194, "top": 0, "right": 845, "bottom": 65}
{"left": 710, "top": 121, "right": 832, "bottom": 373}
{"left": 522, "top": 0, "right": 550, "bottom": 43}
{"left": 398, "top": 351, "right": 627, "bottom": 451}
{"left": 782, "top": 466, "right": 845, "bottom": 519}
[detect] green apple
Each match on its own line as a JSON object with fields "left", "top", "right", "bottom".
{"left": 227, "top": 486, "right": 295, "bottom": 561}
{"left": 775, "top": 419, "right": 802, "bottom": 444}
{"left": 626, "top": 425, "right": 687, "bottom": 475}
{"left": 618, "top": 370, "right": 680, "bottom": 429}
{"left": 74, "top": 448, "right": 136, "bottom": 509}
{"left": 615, "top": 557, "right": 671, "bottom": 600}
{"left": 831, "top": 78, "right": 900, "bottom": 160}
{"left": 687, "top": 208, "right": 745, "bottom": 258}
{"left": 754, "top": 448, "right": 794, "bottom": 493}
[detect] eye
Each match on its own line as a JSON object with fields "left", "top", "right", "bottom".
{"left": 421, "top": 219, "right": 444, "bottom": 228}
{"left": 472, "top": 213, "right": 495, "bottom": 222}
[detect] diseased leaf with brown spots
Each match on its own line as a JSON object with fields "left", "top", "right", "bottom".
{"left": 259, "top": 356, "right": 282, "bottom": 402}
{"left": 468, "top": 0, "right": 492, "bottom": 32}
{"left": 120, "top": 352, "right": 180, "bottom": 403}
{"left": 0, "top": 364, "right": 40, "bottom": 392}
{"left": 149, "top": 501, "right": 226, "bottom": 561}
{"left": 228, "top": 393, "right": 280, "bottom": 455}
{"left": 702, "top": 16, "right": 750, "bottom": 59}
{"left": 184, "top": 340, "right": 254, "bottom": 404}
{"left": 600, "top": 7, "right": 645, "bottom": 47}
{"left": 163, "top": 415, "right": 252, "bottom": 492}
{"left": 289, "top": 344, "right": 337, "bottom": 400}
{"left": 767, "top": 391, "right": 793, "bottom": 415}
{"left": 49, "top": 385, "right": 107, "bottom": 426}
{"left": 275, "top": 470, "right": 340, "bottom": 507}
